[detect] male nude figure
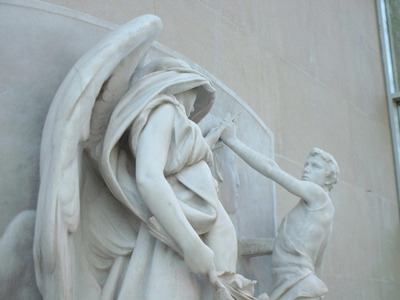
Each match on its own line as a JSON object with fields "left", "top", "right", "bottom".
{"left": 219, "top": 119, "right": 339, "bottom": 300}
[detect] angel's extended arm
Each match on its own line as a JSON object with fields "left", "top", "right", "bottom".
{"left": 135, "top": 103, "right": 217, "bottom": 279}
{"left": 220, "top": 121, "right": 326, "bottom": 207}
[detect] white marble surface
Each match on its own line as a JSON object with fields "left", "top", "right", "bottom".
{"left": 10, "top": 1, "right": 400, "bottom": 299}
{"left": 0, "top": 2, "right": 276, "bottom": 299}
{"left": 219, "top": 121, "right": 338, "bottom": 300}
{"left": 0, "top": 210, "right": 40, "bottom": 300}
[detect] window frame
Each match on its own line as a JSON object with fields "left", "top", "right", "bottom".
{"left": 377, "top": 0, "right": 400, "bottom": 212}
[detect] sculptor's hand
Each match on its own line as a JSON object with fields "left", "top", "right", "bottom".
{"left": 206, "top": 124, "right": 228, "bottom": 150}
{"left": 220, "top": 113, "right": 240, "bottom": 144}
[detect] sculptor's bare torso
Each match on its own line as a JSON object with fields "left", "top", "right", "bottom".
{"left": 283, "top": 197, "right": 334, "bottom": 265}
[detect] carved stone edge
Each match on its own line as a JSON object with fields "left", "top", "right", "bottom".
{"left": 238, "top": 238, "right": 275, "bottom": 257}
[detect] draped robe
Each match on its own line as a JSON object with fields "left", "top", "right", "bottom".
{"left": 76, "top": 85, "right": 222, "bottom": 299}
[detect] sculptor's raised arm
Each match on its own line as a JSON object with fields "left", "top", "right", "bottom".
{"left": 219, "top": 119, "right": 329, "bottom": 208}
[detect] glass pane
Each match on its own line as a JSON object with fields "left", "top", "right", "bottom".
{"left": 387, "top": 0, "right": 400, "bottom": 93}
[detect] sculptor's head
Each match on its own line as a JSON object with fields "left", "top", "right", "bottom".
{"left": 302, "top": 147, "right": 339, "bottom": 191}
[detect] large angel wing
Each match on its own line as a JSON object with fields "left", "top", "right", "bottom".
{"left": 33, "top": 15, "right": 162, "bottom": 299}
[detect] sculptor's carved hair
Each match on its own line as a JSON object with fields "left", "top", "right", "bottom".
{"left": 308, "top": 147, "right": 339, "bottom": 191}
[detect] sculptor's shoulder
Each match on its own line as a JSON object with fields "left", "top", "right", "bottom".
{"left": 301, "top": 181, "right": 331, "bottom": 209}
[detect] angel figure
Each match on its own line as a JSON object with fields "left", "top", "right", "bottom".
{"left": 33, "top": 15, "right": 266, "bottom": 300}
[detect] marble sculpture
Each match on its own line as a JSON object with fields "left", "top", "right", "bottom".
{"left": 218, "top": 119, "right": 339, "bottom": 300}
{"left": 33, "top": 14, "right": 268, "bottom": 300}
{"left": 28, "top": 13, "right": 338, "bottom": 300}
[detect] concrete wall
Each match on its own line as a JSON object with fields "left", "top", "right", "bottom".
{"left": 5, "top": 0, "right": 400, "bottom": 298}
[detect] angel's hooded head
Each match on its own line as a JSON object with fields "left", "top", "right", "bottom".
{"left": 88, "top": 57, "right": 216, "bottom": 162}
{"left": 130, "top": 57, "right": 216, "bottom": 123}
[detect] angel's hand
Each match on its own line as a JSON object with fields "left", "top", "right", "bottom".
{"left": 183, "top": 240, "right": 217, "bottom": 277}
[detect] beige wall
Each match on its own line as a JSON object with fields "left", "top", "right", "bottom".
{"left": 25, "top": 0, "right": 400, "bottom": 298}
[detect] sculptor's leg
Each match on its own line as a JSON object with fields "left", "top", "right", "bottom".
{"left": 203, "top": 201, "right": 237, "bottom": 273}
